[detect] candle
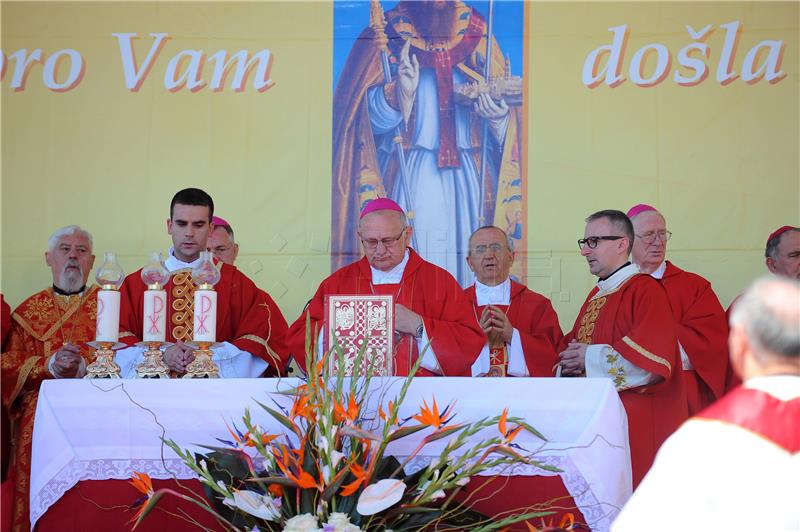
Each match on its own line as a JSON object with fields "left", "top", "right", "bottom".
{"left": 143, "top": 289, "right": 166, "bottom": 343}
{"left": 193, "top": 289, "right": 217, "bottom": 343}
{"left": 95, "top": 289, "right": 120, "bottom": 343}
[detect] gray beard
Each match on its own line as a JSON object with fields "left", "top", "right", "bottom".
{"left": 58, "top": 268, "right": 84, "bottom": 293}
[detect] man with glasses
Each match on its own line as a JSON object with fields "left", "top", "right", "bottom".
{"left": 287, "top": 198, "right": 484, "bottom": 376}
{"left": 207, "top": 216, "right": 239, "bottom": 265}
{"left": 627, "top": 204, "right": 730, "bottom": 416}
{"left": 559, "top": 209, "right": 686, "bottom": 487}
{"left": 464, "top": 226, "right": 562, "bottom": 377}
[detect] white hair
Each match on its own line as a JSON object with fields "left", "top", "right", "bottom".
{"left": 730, "top": 275, "right": 800, "bottom": 360}
{"left": 47, "top": 225, "right": 93, "bottom": 253}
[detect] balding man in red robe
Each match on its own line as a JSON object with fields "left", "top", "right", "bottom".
{"left": 559, "top": 209, "right": 686, "bottom": 488}
{"left": 463, "top": 226, "right": 562, "bottom": 377}
{"left": 287, "top": 198, "right": 484, "bottom": 376}
{"left": 627, "top": 204, "right": 730, "bottom": 415}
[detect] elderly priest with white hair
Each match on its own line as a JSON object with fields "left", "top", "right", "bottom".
{"left": 1, "top": 225, "right": 99, "bottom": 532}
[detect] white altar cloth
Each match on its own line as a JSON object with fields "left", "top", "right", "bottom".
{"left": 31, "top": 377, "right": 631, "bottom": 530}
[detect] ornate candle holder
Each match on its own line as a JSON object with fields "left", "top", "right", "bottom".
{"left": 184, "top": 251, "right": 221, "bottom": 379}
{"left": 86, "top": 252, "right": 125, "bottom": 379}
{"left": 137, "top": 253, "right": 170, "bottom": 378}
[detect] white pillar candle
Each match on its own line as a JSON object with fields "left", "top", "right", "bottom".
{"left": 143, "top": 290, "right": 167, "bottom": 343}
{"left": 193, "top": 289, "right": 217, "bottom": 343}
{"left": 95, "top": 289, "right": 120, "bottom": 343}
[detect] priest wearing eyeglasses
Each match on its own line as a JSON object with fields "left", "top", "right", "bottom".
{"left": 463, "top": 226, "right": 562, "bottom": 377}
{"left": 627, "top": 204, "right": 730, "bottom": 416}
{"left": 558, "top": 209, "right": 686, "bottom": 488}
{"left": 286, "top": 198, "right": 484, "bottom": 376}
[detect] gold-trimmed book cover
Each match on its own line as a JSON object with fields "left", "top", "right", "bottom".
{"left": 324, "top": 294, "right": 393, "bottom": 376}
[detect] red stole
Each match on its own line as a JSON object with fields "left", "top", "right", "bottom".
{"left": 697, "top": 385, "right": 800, "bottom": 453}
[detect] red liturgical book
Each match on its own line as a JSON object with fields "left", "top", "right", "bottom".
{"left": 324, "top": 294, "right": 394, "bottom": 376}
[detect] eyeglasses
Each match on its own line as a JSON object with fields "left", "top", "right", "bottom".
{"left": 577, "top": 236, "right": 624, "bottom": 250}
{"left": 472, "top": 243, "right": 505, "bottom": 255}
{"left": 636, "top": 230, "right": 672, "bottom": 244}
{"left": 360, "top": 228, "right": 407, "bottom": 250}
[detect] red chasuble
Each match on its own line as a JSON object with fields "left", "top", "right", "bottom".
{"left": 697, "top": 384, "right": 800, "bottom": 453}
{"left": 464, "top": 281, "right": 563, "bottom": 377}
{"left": 1, "top": 286, "right": 99, "bottom": 532}
{"left": 119, "top": 263, "right": 289, "bottom": 374}
{"left": 561, "top": 274, "right": 687, "bottom": 488}
{"left": 287, "top": 249, "right": 484, "bottom": 376}
{"left": 659, "top": 261, "right": 730, "bottom": 414}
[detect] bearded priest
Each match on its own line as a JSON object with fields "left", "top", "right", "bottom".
{"left": 2, "top": 225, "right": 98, "bottom": 532}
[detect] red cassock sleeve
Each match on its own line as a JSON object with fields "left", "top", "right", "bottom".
{"left": 663, "top": 270, "right": 730, "bottom": 400}
{"left": 509, "top": 287, "right": 563, "bottom": 377}
{"left": 414, "top": 265, "right": 485, "bottom": 376}
{"left": 119, "top": 270, "right": 145, "bottom": 346}
{"left": 612, "top": 276, "right": 679, "bottom": 383}
{"left": 1, "top": 294, "right": 11, "bottom": 351}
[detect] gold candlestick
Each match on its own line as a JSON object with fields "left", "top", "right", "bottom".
{"left": 183, "top": 341, "right": 220, "bottom": 379}
{"left": 136, "top": 342, "right": 170, "bottom": 379}
{"left": 85, "top": 341, "right": 121, "bottom": 379}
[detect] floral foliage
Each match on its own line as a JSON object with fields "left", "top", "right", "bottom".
{"left": 130, "top": 321, "right": 558, "bottom": 531}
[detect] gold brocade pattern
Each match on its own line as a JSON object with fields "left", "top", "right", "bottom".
{"left": 606, "top": 349, "right": 628, "bottom": 389}
{"left": 21, "top": 297, "right": 54, "bottom": 321}
{"left": 577, "top": 296, "right": 607, "bottom": 344}
{"left": 171, "top": 272, "right": 195, "bottom": 342}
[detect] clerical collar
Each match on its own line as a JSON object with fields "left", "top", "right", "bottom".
{"left": 370, "top": 249, "right": 410, "bottom": 285}
{"left": 597, "top": 262, "right": 639, "bottom": 293}
{"left": 474, "top": 278, "right": 511, "bottom": 306}
{"left": 52, "top": 284, "right": 86, "bottom": 296}
{"left": 165, "top": 247, "right": 203, "bottom": 272}
{"left": 648, "top": 261, "right": 667, "bottom": 280}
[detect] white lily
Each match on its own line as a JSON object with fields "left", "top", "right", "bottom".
{"left": 222, "top": 489, "right": 281, "bottom": 521}
{"left": 356, "top": 478, "right": 406, "bottom": 516}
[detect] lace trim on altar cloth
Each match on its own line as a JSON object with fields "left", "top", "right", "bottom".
{"left": 32, "top": 455, "right": 619, "bottom": 531}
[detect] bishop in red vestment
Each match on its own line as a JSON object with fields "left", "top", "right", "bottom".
{"left": 628, "top": 204, "right": 730, "bottom": 415}
{"left": 613, "top": 276, "right": 799, "bottom": 532}
{"left": 560, "top": 211, "right": 686, "bottom": 488}
{"left": 1, "top": 225, "right": 98, "bottom": 532}
{"left": 118, "top": 189, "right": 288, "bottom": 376}
{"left": 287, "top": 199, "right": 484, "bottom": 376}
{"left": 463, "top": 226, "right": 562, "bottom": 377}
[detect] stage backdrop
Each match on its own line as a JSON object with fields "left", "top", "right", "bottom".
{"left": 2, "top": 1, "right": 798, "bottom": 331}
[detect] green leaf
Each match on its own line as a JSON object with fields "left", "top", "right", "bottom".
{"left": 421, "top": 424, "right": 467, "bottom": 444}
{"left": 386, "top": 423, "right": 427, "bottom": 442}
{"left": 253, "top": 399, "right": 301, "bottom": 438}
{"left": 338, "top": 425, "right": 382, "bottom": 441}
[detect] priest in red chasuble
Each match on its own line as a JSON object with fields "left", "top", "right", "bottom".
{"left": 118, "top": 188, "right": 289, "bottom": 377}
{"left": 287, "top": 198, "right": 484, "bottom": 376}
{"left": 1, "top": 225, "right": 98, "bottom": 532}
{"left": 559, "top": 210, "right": 686, "bottom": 488}
{"left": 613, "top": 276, "right": 800, "bottom": 532}
{"left": 628, "top": 204, "right": 730, "bottom": 415}
{"left": 464, "top": 226, "right": 562, "bottom": 377}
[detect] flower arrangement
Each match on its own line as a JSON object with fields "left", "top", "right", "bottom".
{"left": 129, "top": 327, "right": 560, "bottom": 531}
